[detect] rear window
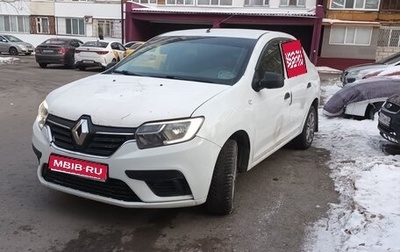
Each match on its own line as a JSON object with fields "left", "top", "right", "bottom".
{"left": 43, "top": 39, "right": 68, "bottom": 45}
{"left": 82, "top": 41, "right": 109, "bottom": 48}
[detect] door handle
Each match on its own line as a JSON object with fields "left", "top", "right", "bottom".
{"left": 284, "top": 92, "right": 291, "bottom": 100}
{"left": 307, "top": 82, "right": 312, "bottom": 88}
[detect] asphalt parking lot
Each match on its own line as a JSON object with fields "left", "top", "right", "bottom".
{"left": 0, "top": 55, "right": 338, "bottom": 252}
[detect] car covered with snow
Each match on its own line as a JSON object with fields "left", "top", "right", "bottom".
{"left": 32, "top": 28, "right": 320, "bottom": 215}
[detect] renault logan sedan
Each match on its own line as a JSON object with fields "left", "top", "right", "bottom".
{"left": 32, "top": 29, "right": 320, "bottom": 215}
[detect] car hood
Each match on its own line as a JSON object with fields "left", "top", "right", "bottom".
{"left": 345, "top": 63, "right": 387, "bottom": 73}
{"left": 14, "top": 41, "right": 33, "bottom": 47}
{"left": 387, "top": 92, "right": 400, "bottom": 105}
{"left": 46, "top": 74, "right": 229, "bottom": 127}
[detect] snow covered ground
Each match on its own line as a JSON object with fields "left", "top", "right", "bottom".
{"left": 304, "top": 77, "right": 400, "bottom": 252}
{"left": 2, "top": 56, "right": 399, "bottom": 251}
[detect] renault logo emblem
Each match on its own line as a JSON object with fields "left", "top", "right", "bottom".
{"left": 72, "top": 119, "right": 89, "bottom": 145}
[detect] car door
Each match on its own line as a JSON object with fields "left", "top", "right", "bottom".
{"left": 0, "top": 35, "right": 8, "bottom": 53}
{"left": 250, "top": 38, "right": 293, "bottom": 162}
{"left": 280, "top": 39, "right": 317, "bottom": 136}
{"left": 110, "top": 42, "right": 125, "bottom": 61}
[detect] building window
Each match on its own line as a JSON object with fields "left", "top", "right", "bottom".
{"left": 329, "top": 26, "right": 372, "bottom": 45}
{"left": 97, "top": 20, "right": 121, "bottom": 38}
{"left": 245, "top": 0, "right": 269, "bottom": 6}
{"left": 36, "top": 17, "right": 50, "bottom": 34}
{"left": 280, "top": 0, "right": 305, "bottom": 6}
{"left": 331, "top": 0, "right": 380, "bottom": 10}
{"left": 65, "top": 18, "right": 85, "bottom": 35}
{"left": 0, "top": 15, "right": 30, "bottom": 33}
{"left": 197, "top": 0, "right": 232, "bottom": 6}
{"left": 381, "top": 0, "right": 400, "bottom": 11}
{"left": 132, "top": 0, "right": 157, "bottom": 3}
{"left": 378, "top": 27, "right": 400, "bottom": 47}
{"left": 166, "top": 0, "right": 193, "bottom": 4}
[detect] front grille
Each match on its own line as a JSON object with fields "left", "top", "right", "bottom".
{"left": 42, "top": 165, "right": 142, "bottom": 202}
{"left": 46, "top": 114, "right": 136, "bottom": 157}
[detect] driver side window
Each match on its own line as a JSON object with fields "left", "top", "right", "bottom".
{"left": 256, "top": 39, "right": 284, "bottom": 77}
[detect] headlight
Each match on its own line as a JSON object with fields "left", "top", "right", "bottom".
{"left": 136, "top": 117, "right": 204, "bottom": 149}
{"left": 37, "top": 101, "right": 48, "bottom": 129}
{"left": 17, "top": 44, "right": 26, "bottom": 49}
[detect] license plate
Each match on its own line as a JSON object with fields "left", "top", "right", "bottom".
{"left": 48, "top": 154, "right": 108, "bottom": 181}
{"left": 42, "top": 49, "right": 54, "bottom": 53}
{"left": 379, "top": 113, "right": 391, "bottom": 127}
{"left": 83, "top": 60, "right": 94, "bottom": 64}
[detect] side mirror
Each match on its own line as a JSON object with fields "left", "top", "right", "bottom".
{"left": 253, "top": 72, "right": 284, "bottom": 92}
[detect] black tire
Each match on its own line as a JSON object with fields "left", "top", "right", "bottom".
{"left": 365, "top": 102, "right": 384, "bottom": 120}
{"left": 206, "top": 139, "right": 238, "bottom": 215}
{"left": 290, "top": 106, "right": 317, "bottom": 150}
{"left": 65, "top": 60, "right": 75, "bottom": 69}
{"left": 39, "top": 63, "right": 47, "bottom": 69}
{"left": 9, "top": 47, "right": 18, "bottom": 55}
{"left": 78, "top": 66, "right": 86, "bottom": 71}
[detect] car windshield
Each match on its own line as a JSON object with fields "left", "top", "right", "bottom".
{"left": 4, "top": 35, "right": 23, "bottom": 42}
{"left": 82, "top": 41, "right": 109, "bottom": 48}
{"left": 111, "top": 36, "right": 256, "bottom": 85}
{"left": 377, "top": 52, "right": 400, "bottom": 65}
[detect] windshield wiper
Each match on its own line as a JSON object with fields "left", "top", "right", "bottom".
{"left": 113, "top": 70, "right": 143, "bottom": 76}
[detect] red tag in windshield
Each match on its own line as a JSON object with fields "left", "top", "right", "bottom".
{"left": 281, "top": 40, "right": 307, "bottom": 78}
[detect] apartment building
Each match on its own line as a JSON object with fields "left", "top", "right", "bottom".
{"left": 318, "top": 0, "right": 400, "bottom": 70}
{"left": 124, "top": 0, "right": 324, "bottom": 63}
{"left": 0, "top": 0, "right": 324, "bottom": 63}
{"left": 0, "top": 0, "right": 124, "bottom": 45}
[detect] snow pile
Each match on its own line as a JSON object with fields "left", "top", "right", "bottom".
{"left": 0, "top": 57, "right": 20, "bottom": 64}
{"left": 304, "top": 79, "right": 400, "bottom": 251}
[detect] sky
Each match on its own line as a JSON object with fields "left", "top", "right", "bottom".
{"left": 2, "top": 56, "right": 400, "bottom": 251}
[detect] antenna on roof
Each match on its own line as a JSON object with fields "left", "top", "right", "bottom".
{"left": 206, "top": 14, "right": 236, "bottom": 33}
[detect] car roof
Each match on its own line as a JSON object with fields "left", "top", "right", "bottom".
{"left": 159, "top": 28, "right": 276, "bottom": 39}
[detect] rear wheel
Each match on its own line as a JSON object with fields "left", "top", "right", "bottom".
{"left": 39, "top": 63, "right": 47, "bottom": 69}
{"left": 78, "top": 66, "right": 86, "bottom": 71}
{"left": 290, "top": 106, "right": 317, "bottom": 150}
{"left": 206, "top": 139, "right": 238, "bottom": 215}
{"left": 9, "top": 47, "right": 18, "bottom": 56}
{"left": 65, "top": 60, "right": 75, "bottom": 69}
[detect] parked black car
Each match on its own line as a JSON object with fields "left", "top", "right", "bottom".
{"left": 35, "top": 38, "right": 83, "bottom": 69}
{"left": 378, "top": 93, "right": 400, "bottom": 144}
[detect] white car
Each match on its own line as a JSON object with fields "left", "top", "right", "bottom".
{"left": 32, "top": 29, "right": 320, "bottom": 215}
{"left": 74, "top": 40, "right": 126, "bottom": 71}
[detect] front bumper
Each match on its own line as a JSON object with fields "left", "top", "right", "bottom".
{"left": 35, "top": 54, "right": 67, "bottom": 64}
{"left": 378, "top": 111, "right": 400, "bottom": 144}
{"left": 32, "top": 119, "right": 221, "bottom": 208}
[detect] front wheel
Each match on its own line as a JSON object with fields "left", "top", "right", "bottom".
{"left": 9, "top": 47, "right": 18, "bottom": 55}
{"left": 206, "top": 139, "right": 238, "bottom": 215}
{"left": 290, "top": 106, "right": 317, "bottom": 150}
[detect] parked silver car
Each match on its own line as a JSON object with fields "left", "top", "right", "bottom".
{"left": 0, "top": 34, "right": 34, "bottom": 56}
{"left": 340, "top": 52, "right": 400, "bottom": 86}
